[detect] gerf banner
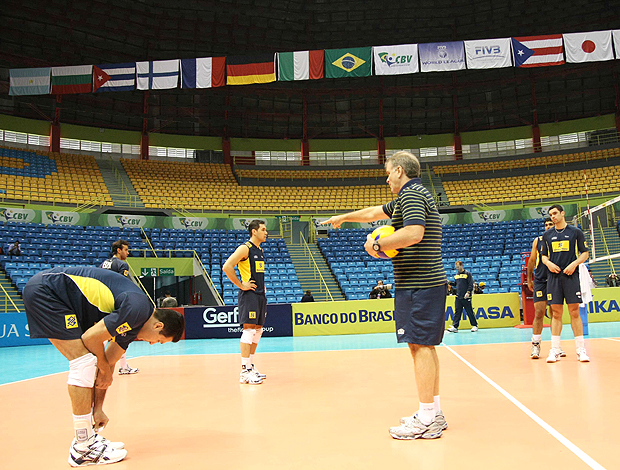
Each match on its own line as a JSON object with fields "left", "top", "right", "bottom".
{"left": 419, "top": 41, "right": 466, "bottom": 72}
{"left": 183, "top": 304, "right": 293, "bottom": 339}
{"left": 465, "top": 38, "right": 512, "bottom": 69}
{"left": 373, "top": 44, "right": 419, "bottom": 75}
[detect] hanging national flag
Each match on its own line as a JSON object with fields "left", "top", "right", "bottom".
{"left": 614, "top": 31, "right": 620, "bottom": 59}
{"left": 277, "top": 50, "right": 324, "bottom": 81}
{"left": 136, "top": 60, "right": 180, "bottom": 90}
{"left": 325, "top": 47, "right": 372, "bottom": 78}
{"left": 181, "top": 57, "right": 226, "bottom": 88}
{"left": 226, "top": 54, "right": 276, "bottom": 85}
{"left": 51, "top": 65, "right": 92, "bottom": 94}
{"left": 419, "top": 42, "right": 466, "bottom": 72}
{"left": 9, "top": 68, "right": 51, "bottom": 96}
{"left": 511, "top": 34, "right": 564, "bottom": 68}
{"left": 373, "top": 44, "right": 419, "bottom": 75}
{"left": 93, "top": 63, "right": 136, "bottom": 92}
{"left": 465, "top": 38, "right": 512, "bottom": 69}
{"left": 563, "top": 30, "right": 613, "bottom": 63}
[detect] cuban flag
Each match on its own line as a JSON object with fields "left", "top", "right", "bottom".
{"left": 136, "top": 60, "right": 180, "bottom": 90}
{"left": 512, "top": 34, "right": 564, "bottom": 68}
{"left": 93, "top": 63, "right": 135, "bottom": 92}
{"left": 180, "top": 57, "right": 225, "bottom": 88}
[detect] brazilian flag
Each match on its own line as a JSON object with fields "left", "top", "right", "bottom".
{"left": 325, "top": 47, "right": 372, "bottom": 78}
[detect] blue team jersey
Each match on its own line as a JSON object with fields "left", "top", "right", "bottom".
{"left": 100, "top": 257, "right": 130, "bottom": 277}
{"left": 541, "top": 225, "right": 588, "bottom": 272}
{"left": 533, "top": 235, "right": 549, "bottom": 282}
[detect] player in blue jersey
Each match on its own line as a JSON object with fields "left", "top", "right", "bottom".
{"left": 322, "top": 151, "right": 447, "bottom": 440}
{"left": 526, "top": 217, "right": 560, "bottom": 359}
{"left": 223, "top": 220, "right": 269, "bottom": 385}
{"left": 23, "top": 267, "right": 184, "bottom": 466}
{"left": 540, "top": 204, "right": 590, "bottom": 363}
{"left": 100, "top": 239, "right": 138, "bottom": 375}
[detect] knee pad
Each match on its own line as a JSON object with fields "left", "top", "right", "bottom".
{"left": 67, "top": 353, "right": 97, "bottom": 388}
{"left": 240, "top": 329, "right": 255, "bottom": 345}
{"left": 252, "top": 328, "right": 263, "bottom": 344}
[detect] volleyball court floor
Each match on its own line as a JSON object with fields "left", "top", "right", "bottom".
{"left": 2, "top": 322, "right": 619, "bottom": 470}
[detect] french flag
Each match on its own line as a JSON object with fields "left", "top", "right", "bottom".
{"left": 511, "top": 34, "right": 564, "bottom": 68}
{"left": 181, "top": 57, "right": 225, "bottom": 89}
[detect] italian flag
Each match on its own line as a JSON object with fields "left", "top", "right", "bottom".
{"left": 51, "top": 65, "right": 93, "bottom": 94}
{"left": 278, "top": 50, "right": 324, "bottom": 81}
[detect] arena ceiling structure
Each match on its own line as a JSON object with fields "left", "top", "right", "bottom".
{"left": 0, "top": 0, "right": 619, "bottom": 141}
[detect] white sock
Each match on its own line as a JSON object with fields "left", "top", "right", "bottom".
{"left": 575, "top": 336, "right": 585, "bottom": 349}
{"left": 532, "top": 334, "right": 541, "bottom": 343}
{"left": 417, "top": 402, "right": 435, "bottom": 426}
{"left": 250, "top": 354, "right": 255, "bottom": 366}
{"left": 73, "top": 412, "right": 94, "bottom": 448}
{"left": 119, "top": 353, "right": 128, "bottom": 369}
{"left": 433, "top": 396, "right": 441, "bottom": 414}
{"left": 241, "top": 357, "right": 251, "bottom": 370}
{"left": 551, "top": 335, "right": 561, "bottom": 350}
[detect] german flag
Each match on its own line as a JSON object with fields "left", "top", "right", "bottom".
{"left": 226, "top": 54, "right": 276, "bottom": 86}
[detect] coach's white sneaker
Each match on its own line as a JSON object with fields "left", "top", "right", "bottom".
{"left": 471, "top": 326, "right": 479, "bottom": 332}
{"left": 69, "top": 437, "right": 127, "bottom": 466}
{"left": 240, "top": 368, "right": 263, "bottom": 385}
{"left": 390, "top": 414, "right": 443, "bottom": 440}
{"left": 118, "top": 366, "right": 139, "bottom": 375}
{"left": 401, "top": 411, "right": 448, "bottom": 430}
{"left": 446, "top": 326, "right": 458, "bottom": 333}
{"left": 576, "top": 348, "right": 590, "bottom": 362}
{"left": 546, "top": 348, "right": 562, "bottom": 363}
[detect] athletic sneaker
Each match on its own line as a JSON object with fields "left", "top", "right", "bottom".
{"left": 531, "top": 342, "right": 541, "bottom": 359}
{"left": 446, "top": 326, "right": 458, "bottom": 333}
{"left": 389, "top": 414, "right": 443, "bottom": 440}
{"left": 252, "top": 366, "right": 267, "bottom": 380}
{"left": 559, "top": 349, "right": 567, "bottom": 358}
{"left": 68, "top": 438, "right": 127, "bottom": 466}
{"left": 240, "top": 368, "right": 263, "bottom": 385}
{"left": 576, "top": 348, "right": 590, "bottom": 362}
{"left": 471, "top": 326, "right": 479, "bottom": 332}
{"left": 401, "top": 411, "right": 448, "bottom": 430}
{"left": 93, "top": 434, "right": 124, "bottom": 450}
{"left": 118, "top": 366, "right": 139, "bottom": 375}
{"left": 546, "top": 348, "right": 562, "bottom": 363}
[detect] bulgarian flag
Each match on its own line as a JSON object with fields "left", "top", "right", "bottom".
{"left": 51, "top": 65, "right": 93, "bottom": 94}
{"left": 278, "top": 50, "right": 324, "bottom": 81}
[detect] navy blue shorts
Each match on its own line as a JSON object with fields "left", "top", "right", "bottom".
{"left": 547, "top": 272, "right": 582, "bottom": 305}
{"left": 533, "top": 279, "right": 547, "bottom": 303}
{"left": 238, "top": 290, "right": 267, "bottom": 326}
{"left": 394, "top": 283, "right": 448, "bottom": 346}
{"left": 23, "top": 273, "right": 90, "bottom": 340}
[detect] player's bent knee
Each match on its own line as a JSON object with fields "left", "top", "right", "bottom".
{"left": 240, "top": 329, "right": 255, "bottom": 344}
{"left": 67, "top": 353, "right": 97, "bottom": 388}
{"left": 252, "top": 328, "right": 263, "bottom": 343}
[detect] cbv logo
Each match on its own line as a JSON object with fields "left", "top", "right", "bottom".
{"left": 1, "top": 209, "right": 28, "bottom": 221}
{"left": 46, "top": 212, "right": 75, "bottom": 224}
{"left": 115, "top": 215, "right": 142, "bottom": 226}
{"left": 475, "top": 46, "right": 501, "bottom": 55}
{"left": 180, "top": 218, "right": 205, "bottom": 229}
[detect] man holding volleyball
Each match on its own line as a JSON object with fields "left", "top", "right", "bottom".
{"left": 322, "top": 151, "right": 447, "bottom": 440}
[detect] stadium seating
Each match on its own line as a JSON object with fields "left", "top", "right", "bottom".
{"left": 0, "top": 146, "right": 113, "bottom": 205}
{"left": 442, "top": 165, "right": 620, "bottom": 205}
{"left": 235, "top": 168, "right": 386, "bottom": 180}
{"left": 432, "top": 147, "right": 620, "bottom": 176}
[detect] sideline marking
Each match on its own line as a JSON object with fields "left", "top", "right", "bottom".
{"left": 444, "top": 344, "right": 606, "bottom": 470}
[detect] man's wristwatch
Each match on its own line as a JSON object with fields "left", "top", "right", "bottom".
{"left": 372, "top": 241, "right": 381, "bottom": 252}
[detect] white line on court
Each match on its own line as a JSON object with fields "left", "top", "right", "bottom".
{"left": 444, "top": 344, "right": 606, "bottom": 470}
{"left": 0, "top": 371, "right": 65, "bottom": 387}
{"left": 602, "top": 338, "right": 620, "bottom": 342}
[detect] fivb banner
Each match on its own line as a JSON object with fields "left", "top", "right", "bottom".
{"left": 419, "top": 41, "right": 466, "bottom": 72}
{"left": 0, "top": 207, "right": 37, "bottom": 224}
{"left": 292, "top": 293, "right": 519, "bottom": 336}
{"left": 373, "top": 44, "right": 419, "bottom": 75}
{"left": 464, "top": 38, "right": 512, "bottom": 69}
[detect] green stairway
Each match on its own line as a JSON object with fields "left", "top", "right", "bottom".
{"left": 0, "top": 271, "right": 25, "bottom": 313}
{"left": 287, "top": 243, "right": 345, "bottom": 302}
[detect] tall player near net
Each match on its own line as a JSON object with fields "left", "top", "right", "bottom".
{"left": 322, "top": 151, "right": 447, "bottom": 440}
{"left": 22, "top": 266, "right": 185, "bottom": 466}
{"left": 541, "top": 204, "right": 590, "bottom": 363}
{"left": 526, "top": 217, "right": 566, "bottom": 359}
{"left": 100, "top": 239, "right": 139, "bottom": 375}
{"left": 223, "top": 220, "right": 269, "bottom": 385}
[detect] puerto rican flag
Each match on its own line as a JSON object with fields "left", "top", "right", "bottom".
{"left": 511, "top": 34, "right": 564, "bottom": 68}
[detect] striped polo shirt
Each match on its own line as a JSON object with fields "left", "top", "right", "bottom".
{"left": 382, "top": 178, "right": 446, "bottom": 289}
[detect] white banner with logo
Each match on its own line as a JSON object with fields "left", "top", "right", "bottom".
{"left": 171, "top": 217, "right": 211, "bottom": 230}
{"left": 42, "top": 210, "right": 81, "bottom": 225}
{"left": 106, "top": 214, "right": 147, "bottom": 228}
{"left": 465, "top": 38, "right": 512, "bottom": 69}
{"left": 373, "top": 44, "right": 419, "bottom": 75}
{"left": 419, "top": 41, "right": 466, "bottom": 72}
{"left": 0, "top": 207, "right": 37, "bottom": 224}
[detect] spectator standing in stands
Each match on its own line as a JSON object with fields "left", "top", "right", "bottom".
{"left": 322, "top": 151, "right": 448, "bottom": 440}
{"left": 447, "top": 261, "right": 478, "bottom": 333}
{"left": 161, "top": 291, "right": 178, "bottom": 307}
{"left": 473, "top": 282, "right": 486, "bottom": 294}
{"left": 605, "top": 272, "right": 620, "bottom": 287}
{"left": 8, "top": 240, "right": 21, "bottom": 256}
{"left": 223, "top": 220, "right": 269, "bottom": 385}
{"left": 369, "top": 280, "right": 392, "bottom": 299}
{"left": 541, "top": 204, "right": 590, "bottom": 363}
{"left": 526, "top": 217, "right": 556, "bottom": 359}
{"left": 301, "top": 290, "right": 314, "bottom": 302}
{"left": 100, "top": 240, "right": 139, "bottom": 375}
